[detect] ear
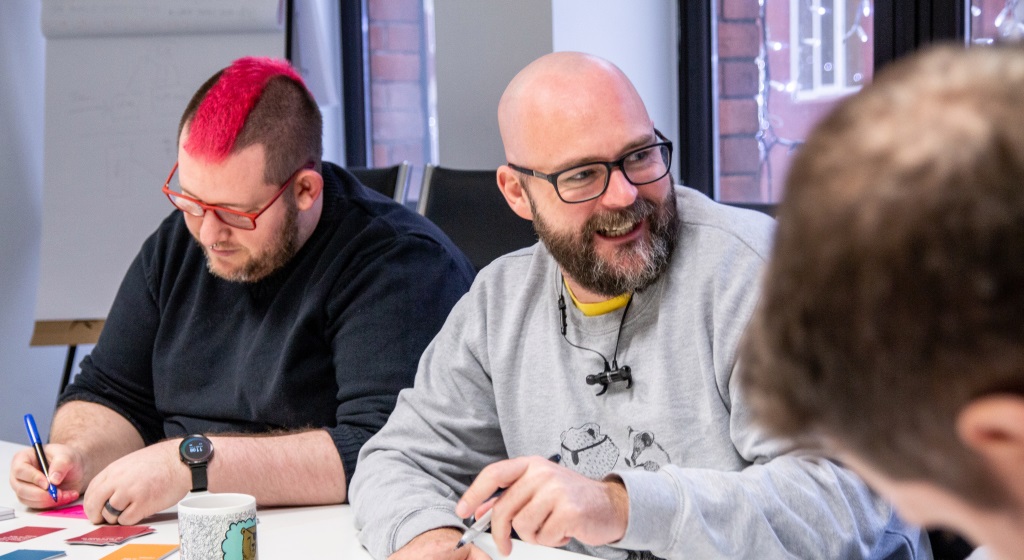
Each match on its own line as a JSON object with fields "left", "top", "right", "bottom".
{"left": 292, "top": 169, "right": 324, "bottom": 212}
{"left": 496, "top": 165, "right": 534, "bottom": 221}
{"left": 956, "top": 395, "right": 1024, "bottom": 490}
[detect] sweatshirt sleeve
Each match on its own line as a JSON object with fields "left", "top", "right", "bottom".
{"left": 323, "top": 233, "right": 476, "bottom": 484}
{"left": 350, "top": 285, "right": 508, "bottom": 560}
{"left": 610, "top": 362, "right": 929, "bottom": 560}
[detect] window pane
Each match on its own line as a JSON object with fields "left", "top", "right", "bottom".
{"left": 715, "top": 0, "right": 874, "bottom": 203}
{"left": 969, "top": 0, "right": 1024, "bottom": 44}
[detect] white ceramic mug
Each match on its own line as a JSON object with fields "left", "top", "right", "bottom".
{"left": 178, "top": 492, "right": 258, "bottom": 560}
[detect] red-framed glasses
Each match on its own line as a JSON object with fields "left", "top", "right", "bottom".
{"left": 161, "top": 161, "right": 314, "bottom": 230}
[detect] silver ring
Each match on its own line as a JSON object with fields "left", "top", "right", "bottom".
{"left": 104, "top": 500, "right": 124, "bottom": 517}
{"left": 209, "top": 243, "right": 219, "bottom": 250}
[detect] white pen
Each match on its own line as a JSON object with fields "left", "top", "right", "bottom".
{"left": 454, "top": 454, "right": 561, "bottom": 550}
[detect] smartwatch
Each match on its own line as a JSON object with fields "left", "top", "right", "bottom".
{"left": 179, "top": 434, "right": 214, "bottom": 492}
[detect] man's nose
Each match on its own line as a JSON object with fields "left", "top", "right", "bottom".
{"left": 599, "top": 167, "right": 638, "bottom": 208}
{"left": 198, "top": 210, "right": 230, "bottom": 247}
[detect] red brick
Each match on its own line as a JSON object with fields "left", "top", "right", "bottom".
{"left": 389, "top": 142, "right": 427, "bottom": 165}
{"left": 719, "top": 137, "right": 760, "bottom": 174}
{"left": 368, "top": 0, "right": 420, "bottom": 22}
{"left": 370, "top": 52, "right": 421, "bottom": 81}
{"left": 720, "top": 60, "right": 758, "bottom": 97}
{"left": 372, "top": 82, "right": 422, "bottom": 110}
{"left": 718, "top": 22, "right": 759, "bottom": 59}
{"left": 369, "top": 23, "right": 386, "bottom": 50}
{"left": 721, "top": 0, "right": 760, "bottom": 21}
{"left": 373, "top": 110, "right": 424, "bottom": 141}
{"left": 719, "top": 99, "right": 758, "bottom": 135}
{"left": 372, "top": 145, "right": 390, "bottom": 166}
{"left": 718, "top": 174, "right": 762, "bottom": 203}
{"left": 384, "top": 23, "right": 421, "bottom": 52}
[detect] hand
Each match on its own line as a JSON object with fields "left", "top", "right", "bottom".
{"left": 455, "top": 456, "right": 629, "bottom": 556}
{"left": 10, "top": 444, "right": 85, "bottom": 508}
{"left": 389, "top": 528, "right": 490, "bottom": 560}
{"left": 82, "top": 439, "right": 190, "bottom": 525}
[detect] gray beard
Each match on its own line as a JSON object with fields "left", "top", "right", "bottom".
{"left": 531, "top": 188, "right": 678, "bottom": 297}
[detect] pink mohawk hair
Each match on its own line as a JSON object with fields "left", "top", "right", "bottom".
{"left": 184, "top": 57, "right": 307, "bottom": 161}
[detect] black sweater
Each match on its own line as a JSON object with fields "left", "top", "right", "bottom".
{"left": 61, "top": 163, "right": 475, "bottom": 482}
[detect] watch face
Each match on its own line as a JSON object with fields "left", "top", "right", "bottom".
{"left": 180, "top": 435, "right": 214, "bottom": 463}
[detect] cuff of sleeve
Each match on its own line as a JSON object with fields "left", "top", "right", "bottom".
{"left": 610, "top": 469, "right": 679, "bottom": 552}
{"left": 329, "top": 427, "right": 364, "bottom": 486}
{"left": 391, "top": 507, "right": 466, "bottom": 555}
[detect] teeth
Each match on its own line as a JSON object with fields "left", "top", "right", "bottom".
{"left": 599, "top": 222, "right": 636, "bottom": 238}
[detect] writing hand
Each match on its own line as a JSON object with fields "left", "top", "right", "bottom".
{"left": 9, "top": 443, "right": 83, "bottom": 508}
{"left": 456, "top": 455, "right": 629, "bottom": 556}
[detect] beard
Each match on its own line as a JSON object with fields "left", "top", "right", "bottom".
{"left": 531, "top": 187, "right": 679, "bottom": 297}
{"left": 199, "top": 193, "right": 300, "bottom": 283}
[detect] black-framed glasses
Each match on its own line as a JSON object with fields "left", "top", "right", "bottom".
{"left": 508, "top": 130, "right": 673, "bottom": 204}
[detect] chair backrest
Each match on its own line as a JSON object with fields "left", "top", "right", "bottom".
{"left": 348, "top": 161, "right": 411, "bottom": 203}
{"left": 418, "top": 164, "right": 537, "bottom": 271}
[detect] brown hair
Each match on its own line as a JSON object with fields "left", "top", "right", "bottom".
{"left": 178, "top": 62, "right": 322, "bottom": 186}
{"left": 740, "top": 42, "right": 1024, "bottom": 507}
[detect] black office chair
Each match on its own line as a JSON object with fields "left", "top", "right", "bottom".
{"left": 349, "top": 161, "right": 411, "bottom": 203}
{"left": 418, "top": 164, "right": 537, "bottom": 271}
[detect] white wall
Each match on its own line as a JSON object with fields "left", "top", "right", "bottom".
{"left": 433, "top": 0, "right": 553, "bottom": 168}
{"left": 0, "top": 0, "right": 67, "bottom": 443}
{"left": 432, "top": 0, "right": 679, "bottom": 170}
{"left": 552, "top": 0, "right": 680, "bottom": 177}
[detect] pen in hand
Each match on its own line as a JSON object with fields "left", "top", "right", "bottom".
{"left": 23, "top": 414, "right": 59, "bottom": 503}
{"left": 454, "top": 454, "right": 561, "bottom": 550}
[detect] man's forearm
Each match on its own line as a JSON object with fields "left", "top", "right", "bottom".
{"left": 205, "top": 430, "right": 347, "bottom": 505}
{"left": 50, "top": 401, "right": 146, "bottom": 489}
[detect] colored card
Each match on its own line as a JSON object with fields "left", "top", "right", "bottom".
{"left": 0, "top": 526, "right": 64, "bottom": 543}
{"left": 99, "top": 544, "right": 179, "bottom": 560}
{"left": 38, "top": 504, "right": 86, "bottom": 519}
{"left": 0, "top": 551, "right": 66, "bottom": 560}
{"left": 65, "top": 525, "right": 154, "bottom": 546}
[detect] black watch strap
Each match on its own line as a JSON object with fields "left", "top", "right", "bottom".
{"left": 188, "top": 463, "right": 208, "bottom": 492}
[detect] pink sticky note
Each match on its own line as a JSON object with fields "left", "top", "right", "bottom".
{"left": 39, "top": 504, "right": 87, "bottom": 519}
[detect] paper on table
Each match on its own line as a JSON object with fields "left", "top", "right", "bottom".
{"left": 0, "top": 550, "right": 67, "bottom": 560}
{"left": 99, "top": 543, "right": 179, "bottom": 560}
{"left": 38, "top": 505, "right": 86, "bottom": 519}
{"left": 0, "top": 505, "right": 14, "bottom": 521}
{"left": 65, "top": 525, "right": 155, "bottom": 546}
{"left": 0, "top": 527, "right": 64, "bottom": 543}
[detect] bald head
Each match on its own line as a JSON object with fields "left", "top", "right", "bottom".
{"left": 498, "top": 52, "right": 653, "bottom": 166}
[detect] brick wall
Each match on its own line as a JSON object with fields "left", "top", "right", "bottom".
{"left": 367, "top": 0, "right": 429, "bottom": 167}
{"left": 717, "top": 0, "right": 762, "bottom": 202}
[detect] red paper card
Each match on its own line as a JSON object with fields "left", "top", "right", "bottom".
{"left": 0, "top": 526, "right": 63, "bottom": 543}
{"left": 65, "top": 525, "right": 154, "bottom": 546}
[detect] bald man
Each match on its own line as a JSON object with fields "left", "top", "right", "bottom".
{"left": 349, "top": 52, "right": 928, "bottom": 560}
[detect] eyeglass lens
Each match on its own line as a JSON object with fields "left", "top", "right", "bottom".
{"left": 165, "top": 172, "right": 255, "bottom": 230}
{"left": 557, "top": 144, "right": 671, "bottom": 202}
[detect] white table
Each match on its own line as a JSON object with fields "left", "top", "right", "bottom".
{"left": 0, "top": 441, "right": 593, "bottom": 559}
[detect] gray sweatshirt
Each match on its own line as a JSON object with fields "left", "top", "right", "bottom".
{"left": 350, "top": 186, "right": 929, "bottom": 560}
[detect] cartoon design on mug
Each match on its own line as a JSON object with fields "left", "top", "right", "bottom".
{"left": 222, "top": 518, "right": 258, "bottom": 560}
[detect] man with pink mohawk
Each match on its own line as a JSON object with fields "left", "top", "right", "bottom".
{"left": 9, "top": 57, "right": 474, "bottom": 525}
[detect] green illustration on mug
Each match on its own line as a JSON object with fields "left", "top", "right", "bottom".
{"left": 222, "top": 518, "right": 258, "bottom": 560}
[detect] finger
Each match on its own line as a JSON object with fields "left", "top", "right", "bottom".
{"left": 456, "top": 457, "right": 533, "bottom": 517}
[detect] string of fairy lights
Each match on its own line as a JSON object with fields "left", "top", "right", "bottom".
{"left": 746, "top": 0, "right": 1019, "bottom": 201}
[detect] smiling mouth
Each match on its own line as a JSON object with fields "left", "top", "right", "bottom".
{"left": 597, "top": 220, "right": 641, "bottom": 238}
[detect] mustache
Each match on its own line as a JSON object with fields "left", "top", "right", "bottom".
{"left": 583, "top": 197, "right": 657, "bottom": 235}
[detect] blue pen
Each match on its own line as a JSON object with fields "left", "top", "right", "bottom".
{"left": 23, "top": 414, "right": 59, "bottom": 503}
